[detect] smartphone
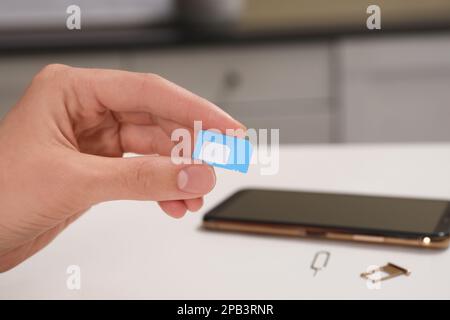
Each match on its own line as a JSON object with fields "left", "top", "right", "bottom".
{"left": 202, "top": 189, "right": 450, "bottom": 249}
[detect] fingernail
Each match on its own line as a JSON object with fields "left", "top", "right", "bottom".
{"left": 177, "top": 166, "right": 216, "bottom": 194}
{"left": 235, "top": 120, "right": 247, "bottom": 131}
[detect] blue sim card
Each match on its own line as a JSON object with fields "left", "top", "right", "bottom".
{"left": 192, "top": 130, "right": 252, "bottom": 173}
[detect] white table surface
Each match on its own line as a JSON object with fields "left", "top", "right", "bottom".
{"left": 2, "top": 144, "right": 450, "bottom": 299}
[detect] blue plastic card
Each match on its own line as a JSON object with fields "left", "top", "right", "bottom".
{"left": 192, "top": 130, "right": 252, "bottom": 173}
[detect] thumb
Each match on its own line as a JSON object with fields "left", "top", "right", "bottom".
{"left": 80, "top": 154, "right": 216, "bottom": 203}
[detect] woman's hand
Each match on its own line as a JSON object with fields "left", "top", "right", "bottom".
{"left": 0, "top": 64, "right": 245, "bottom": 272}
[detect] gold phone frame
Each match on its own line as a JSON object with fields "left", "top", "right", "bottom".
{"left": 202, "top": 220, "right": 450, "bottom": 249}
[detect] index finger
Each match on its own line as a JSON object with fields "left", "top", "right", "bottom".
{"left": 73, "top": 67, "right": 246, "bottom": 132}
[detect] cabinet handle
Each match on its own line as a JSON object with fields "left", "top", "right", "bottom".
{"left": 223, "top": 70, "right": 241, "bottom": 90}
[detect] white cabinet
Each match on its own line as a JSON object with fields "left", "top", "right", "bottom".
{"left": 125, "top": 43, "right": 332, "bottom": 143}
{"left": 127, "top": 44, "right": 330, "bottom": 102}
{"left": 226, "top": 100, "right": 331, "bottom": 143}
{"left": 339, "top": 34, "right": 450, "bottom": 142}
{"left": 3, "top": 35, "right": 450, "bottom": 144}
{"left": 1, "top": 45, "right": 333, "bottom": 144}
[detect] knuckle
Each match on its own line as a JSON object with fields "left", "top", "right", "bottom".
{"left": 143, "top": 72, "right": 168, "bottom": 89}
{"left": 32, "top": 64, "right": 72, "bottom": 88}
{"left": 36, "top": 63, "right": 70, "bottom": 80}
{"left": 146, "top": 72, "right": 164, "bottom": 82}
{"left": 138, "top": 73, "right": 161, "bottom": 91}
{"left": 132, "top": 73, "right": 166, "bottom": 107}
{"left": 126, "top": 159, "right": 156, "bottom": 198}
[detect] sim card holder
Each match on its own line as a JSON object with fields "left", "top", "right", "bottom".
{"left": 361, "top": 262, "right": 411, "bottom": 283}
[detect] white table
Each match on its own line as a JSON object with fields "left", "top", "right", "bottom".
{"left": 2, "top": 144, "right": 450, "bottom": 299}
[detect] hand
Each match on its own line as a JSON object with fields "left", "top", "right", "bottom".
{"left": 0, "top": 64, "right": 245, "bottom": 272}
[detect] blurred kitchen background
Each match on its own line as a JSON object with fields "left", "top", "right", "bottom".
{"left": 1, "top": 0, "right": 450, "bottom": 143}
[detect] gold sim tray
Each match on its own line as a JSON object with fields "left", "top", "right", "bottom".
{"left": 361, "top": 262, "right": 411, "bottom": 283}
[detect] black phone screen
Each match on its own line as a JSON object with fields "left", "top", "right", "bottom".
{"left": 205, "top": 189, "right": 450, "bottom": 235}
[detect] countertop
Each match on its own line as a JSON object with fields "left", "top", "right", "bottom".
{"left": 1, "top": 144, "right": 450, "bottom": 299}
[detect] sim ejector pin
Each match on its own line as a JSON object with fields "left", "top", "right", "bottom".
{"left": 310, "top": 251, "right": 330, "bottom": 277}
